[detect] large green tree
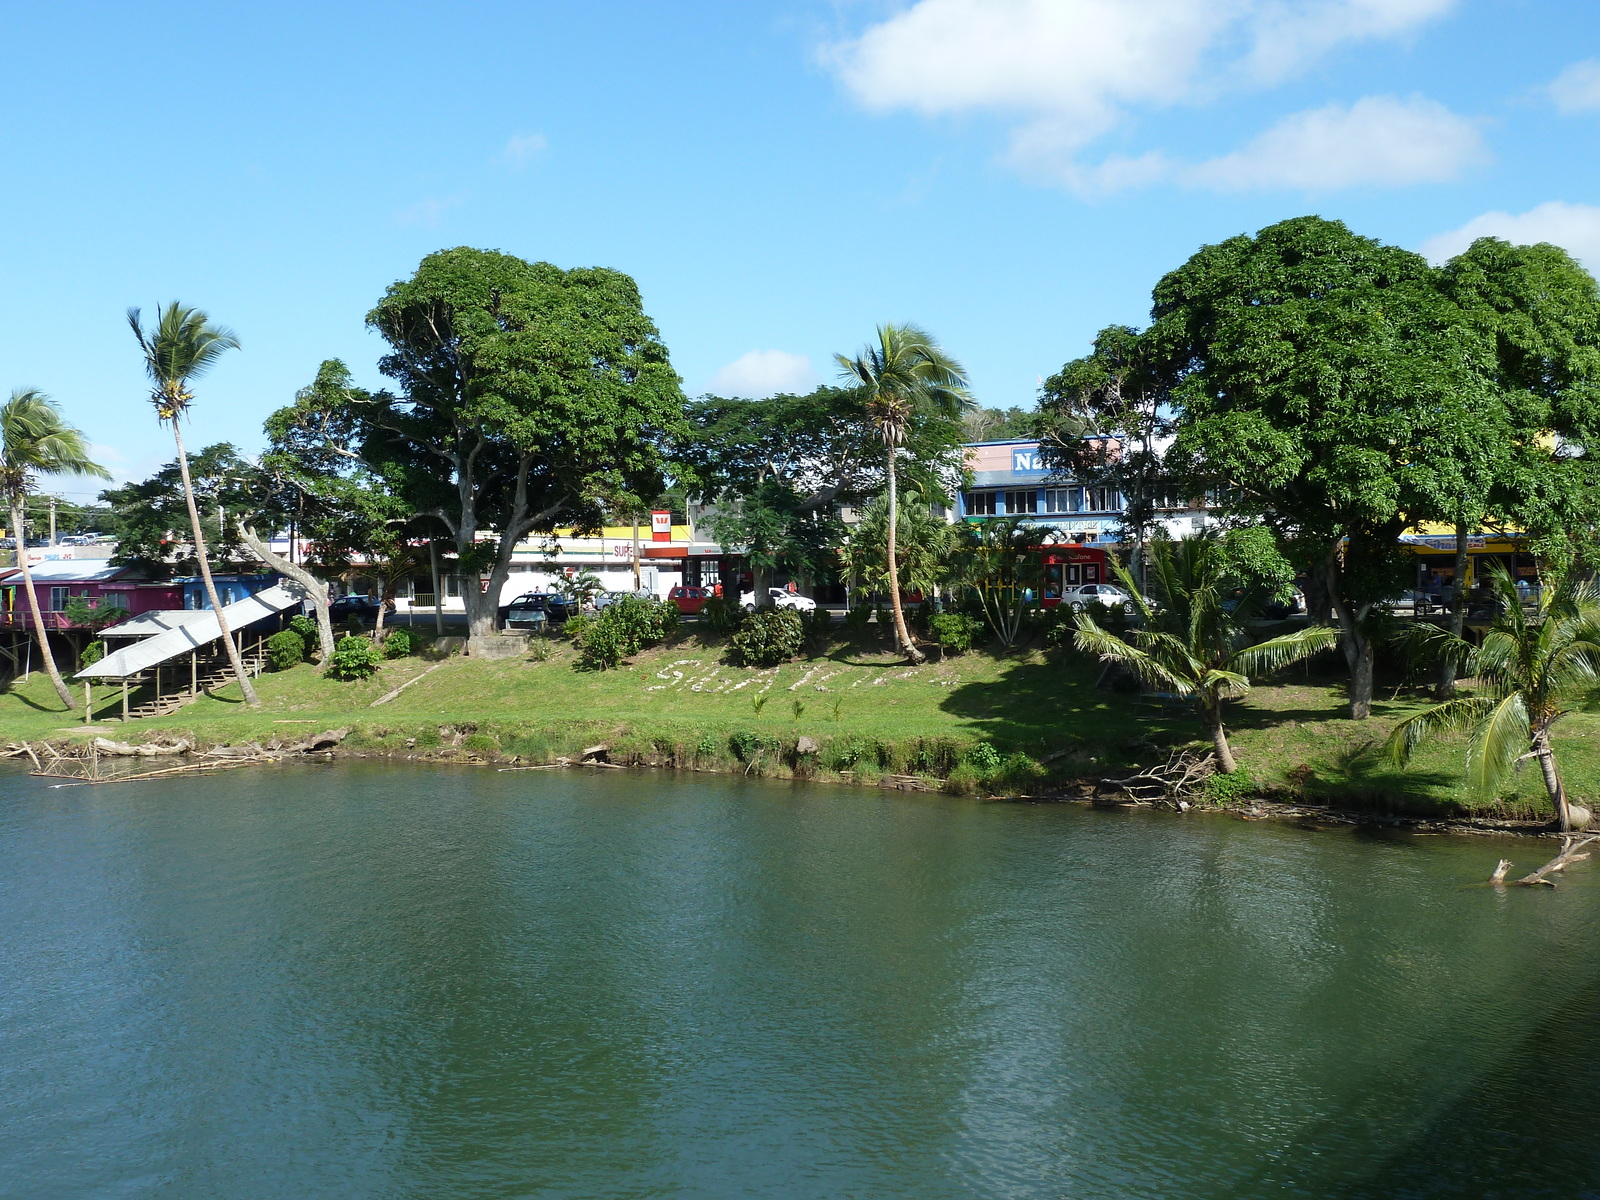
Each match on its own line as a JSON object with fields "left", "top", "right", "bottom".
{"left": 351, "top": 249, "right": 687, "bottom": 648}
{"left": 102, "top": 442, "right": 256, "bottom": 576}
{"left": 127, "top": 303, "right": 259, "bottom": 706}
{"left": 1039, "top": 324, "right": 1175, "bottom": 592}
{"left": 1154, "top": 217, "right": 1500, "bottom": 719}
{"left": 682, "top": 385, "right": 966, "bottom": 600}
{"left": 837, "top": 324, "right": 974, "bottom": 663}
{"left": 1, "top": 390, "right": 109, "bottom": 708}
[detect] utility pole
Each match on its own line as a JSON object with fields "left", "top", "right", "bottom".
{"left": 48, "top": 496, "right": 56, "bottom": 547}
{"left": 632, "top": 514, "right": 641, "bottom": 592}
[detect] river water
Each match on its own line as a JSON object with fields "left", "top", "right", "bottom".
{"left": 3, "top": 763, "right": 1599, "bottom": 1199}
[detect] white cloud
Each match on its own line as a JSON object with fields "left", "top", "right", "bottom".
{"left": 502, "top": 132, "right": 549, "bottom": 165}
{"left": 1548, "top": 60, "right": 1600, "bottom": 114}
{"left": 1420, "top": 201, "right": 1600, "bottom": 271}
{"left": 824, "top": 0, "right": 1460, "bottom": 191}
{"left": 708, "top": 350, "right": 817, "bottom": 398}
{"left": 1185, "top": 95, "right": 1486, "bottom": 191}
{"left": 395, "top": 195, "right": 463, "bottom": 228}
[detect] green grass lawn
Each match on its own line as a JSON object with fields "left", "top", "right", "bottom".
{"left": 4, "top": 627, "right": 1596, "bottom": 820}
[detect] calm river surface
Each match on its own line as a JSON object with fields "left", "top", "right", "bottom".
{"left": 3, "top": 762, "right": 1600, "bottom": 1199}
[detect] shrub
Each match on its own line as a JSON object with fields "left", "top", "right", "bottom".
{"left": 843, "top": 603, "right": 873, "bottom": 634}
{"left": 571, "top": 595, "right": 676, "bottom": 669}
{"left": 1204, "top": 764, "right": 1258, "bottom": 806}
{"left": 728, "top": 730, "right": 762, "bottom": 761}
{"left": 79, "top": 639, "right": 105, "bottom": 668}
{"left": 801, "top": 607, "right": 833, "bottom": 645}
{"left": 659, "top": 601, "right": 681, "bottom": 637}
{"left": 383, "top": 629, "right": 414, "bottom": 658}
{"left": 288, "top": 613, "right": 321, "bottom": 656}
{"left": 462, "top": 733, "right": 501, "bottom": 757}
{"left": 694, "top": 732, "right": 720, "bottom": 761}
{"left": 928, "top": 612, "right": 981, "bottom": 655}
{"left": 964, "top": 741, "right": 1003, "bottom": 773}
{"left": 325, "top": 634, "right": 382, "bottom": 681}
{"left": 700, "top": 595, "right": 741, "bottom": 634}
{"left": 730, "top": 608, "right": 805, "bottom": 667}
{"left": 265, "top": 629, "right": 305, "bottom": 671}
{"left": 527, "top": 638, "right": 552, "bottom": 663}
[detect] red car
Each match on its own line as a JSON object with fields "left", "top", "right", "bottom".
{"left": 669, "top": 585, "right": 708, "bottom": 614}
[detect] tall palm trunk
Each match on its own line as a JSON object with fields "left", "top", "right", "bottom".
{"left": 1534, "top": 727, "right": 1574, "bottom": 831}
{"left": 1202, "top": 697, "right": 1238, "bottom": 775}
{"left": 9, "top": 500, "right": 74, "bottom": 708}
{"left": 884, "top": 445, "right": 923, "bottom": 664}
{"left": 172, "top": 421, "right": 259, "bottom": 707}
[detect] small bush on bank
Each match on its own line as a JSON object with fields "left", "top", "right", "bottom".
{"left": 383, "top": 629, "right": 414, "bottom": 659}
{"left": 325, "top": 634, "right": 383, "bottom": 681}
{"left": 928, "top": 612, "right": 981, "bottom": 655}
{"left": 843, "top": 604, "right": 873, "bottom": 635}
{"left": 700, "top": 596, "right": 741, "bottom": 634}
{"left": 1204, "top": 764, "right": 1257, "bottom": 805}
{"left": 265, "top": 629, "right": 305, "bottom": 671}
{"left": 289, "top": 614, "right": 321, "bottom": 656}
{"left": 964, "top": 741, "right": 1002, "bottom": 773}
{"left": 79, "top": 639, "right": 105, "bottom": 668}
{"left": 801, "top": 607, "right": 833, "bottom": 646}
{"left": 571, "top": 595, "right": 677, "bottom": 669}
{"left": 462, "top": 733, "right": 501, "bottom": 757}
{"left": 730, "top": 608, "right": 804, "bottom": 667}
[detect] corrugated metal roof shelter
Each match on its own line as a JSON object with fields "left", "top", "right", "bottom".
{"left": 97, "top": 610, "right": 214, "bottom": 640}
{"left": 77, "top": 582, "right": 309, "bottom": 681}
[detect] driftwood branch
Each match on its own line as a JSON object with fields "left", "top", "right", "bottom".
{"left": 1492, "top": 834, "right": 1600, "bottom": 888}
{"left": 1099, "top": 748, "right": 1217, "bottom": 804}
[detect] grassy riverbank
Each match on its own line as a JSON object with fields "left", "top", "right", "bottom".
{"left": 4, "top": 628, "right": 1598, "bottom": 819}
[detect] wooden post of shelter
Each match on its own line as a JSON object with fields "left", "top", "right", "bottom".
{"left": 191, "top": 650, "right": 197, "bottom": 695}
{"left": 83, "top": 681, "right": 90, "bottom": 724}
{"left": 121, "top": 679, "right": 129, "bottom": 722}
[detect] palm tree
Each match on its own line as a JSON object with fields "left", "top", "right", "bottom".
{"left": 836, "top": 324, "right": 973, "bottom": 664}
{"left": 1073, "top": 534, "right": 1340, "bottom": 774}
{"left": 1387, "top": 565, "right": 1600, "bottom": 831}
{"left": 127, "top": 303, "right": 259, "bottom": 707}
{"left": 0, "top": 390, "right": 110, "bottom": 708}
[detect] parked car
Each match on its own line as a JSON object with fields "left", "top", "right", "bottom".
{"left": 1060, "top": 582, "right": 1135, "bottom": 613}
{"left": 593, "top": 589, "right": 651, "bottom": 611}
{"left": 739, "top": 587, "right": 817, "bottom": 613}
{"left": 500, "top": 592, "right": 569, "bottom": 627}
{"left": 329, "top": 595, "right": 382, "bottom": 625}
{"left": 668, "top": 585, "right": 709, "bottom": 614}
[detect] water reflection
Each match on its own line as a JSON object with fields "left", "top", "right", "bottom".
{"left": 1, "top": 764, "right": 1598, "bottom": 1198}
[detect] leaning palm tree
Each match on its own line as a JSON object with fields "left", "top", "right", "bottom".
{"left": 836, "top": 324, "right": 973, "bottom": 663}
{"left": 127, "top": 303, "right": 259, "bottom": 707}
{"left": 0, "top": 390, "right": 110, "bottom": 708}
{"left": 1387, "top": 565, "right": 1600, "bottom": 831}
{"left": 1074, "top": 534, "right": 1340, "bottom": 774}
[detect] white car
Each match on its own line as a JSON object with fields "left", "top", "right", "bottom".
{"left": 739, "top": 587, "right": 817, "bottom": 613}
{"left": 1061, "top": 582, "right": 1136, "bottom": 612}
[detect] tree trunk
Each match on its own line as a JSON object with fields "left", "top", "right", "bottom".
{"left": 172, "top": 422, "right": 259, "bottom": 707}
{"left": 1327, "top": 554, "right": 1373, "bottom": 720}
{"left": 1433, "top": 522, "right": 1469, "bottom": 699}
{"left": 1535, "top": 730, "right": 1574, "bottom": 832}
{"left": 884, "top": 445, "right": 923, "bottom": 664}
{"left": 373, "top": 582, "right": 388, "bottom": 643}
{"left": 1204, "top": 700, "right": 1238, "bottom": 775}
{"left": 9, "top": 500, "right": 73, "bottom": 708}
{"left": 236, "top": 522, "right": 334, "bottom": 660}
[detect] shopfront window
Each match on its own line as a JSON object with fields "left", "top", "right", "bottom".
{"left": 965, "top": 491, "right": 997, "bottom": 516}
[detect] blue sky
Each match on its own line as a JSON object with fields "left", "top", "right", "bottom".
{"left": 4, "top": 1, "right": 1599, "bottom": 500}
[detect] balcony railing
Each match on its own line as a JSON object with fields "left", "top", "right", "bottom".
{"left": 0, "top": 610, "right": 80, "bottom": 631}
